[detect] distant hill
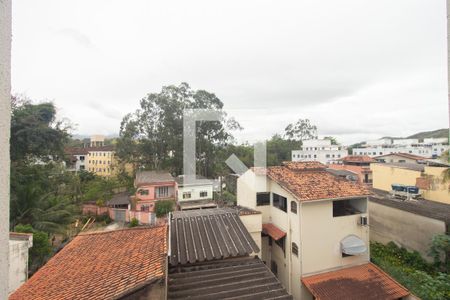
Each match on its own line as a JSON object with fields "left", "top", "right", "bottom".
{"left": 406, "top": 128, "right": 449, "bottom": 140}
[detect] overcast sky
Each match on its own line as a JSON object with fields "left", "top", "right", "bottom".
{"left": 12, "top": 0, "right": 449, "bottom": 145}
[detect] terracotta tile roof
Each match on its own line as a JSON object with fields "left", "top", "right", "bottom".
{"left": 267, "top": 162, "right": 370, "bottom": 201}
{"left": 10, "top": 226, "right": 167, "bottom": 300}
{"left": 302, "top": 263, "right": 409, "bottom": 300}
{"left": 341, "top": 155, "right": 376, "bottom": 163}
{"left": 262, "top": 223, "right": 286, "bottom": 241}
{"left": 374, "top": 152, "right": 427, "bottom": 161}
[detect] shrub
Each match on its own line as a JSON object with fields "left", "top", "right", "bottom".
{"left": 371, "top": 242, "right": 450, "bottom": 300}
{"left": 155, "top": 200, "right": 175, "bottom": 218}
{"left": 129, "top": 218, "right": 139, "bottom": 227}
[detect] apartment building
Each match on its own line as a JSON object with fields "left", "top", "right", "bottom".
{"left": 237, "top": 161, "right": 409, "bottom": 300}
{"left": 291, "top": 139, "right": 347, "bottom": 165}
{"left": 353, "top": 138, "right": 449, "bottom": 158}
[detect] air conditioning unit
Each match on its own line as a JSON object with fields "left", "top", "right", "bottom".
{"left": 359, "top": 216, "right": 368, "bottom": 226}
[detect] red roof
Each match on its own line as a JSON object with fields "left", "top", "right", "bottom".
{"left": 341, "top": 156, "right": 376, "bottom": 163}
{"left": 267, "top": 162, "right": 370, "bottom": 201}
{"left": 262, "top": 223, "right": 286, "bottom": 241}
{"left": 302, "top": 263, "right": 409, "bottom": 300}
{"left": 10, "top": 226, "right": 167, "bottom": 300}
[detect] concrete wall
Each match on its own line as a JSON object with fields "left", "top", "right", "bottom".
{"left": 371, "top": 163, "right": 421, "bottom": 191}
{"left": 239, "top": 213, "right": 262, "bottom": 256}
{"left": 369, "top": 201, "right": 447, "bottom": 262}
{"left": 300, "top": 200, "right": 369, "bottom": 276}
{"left": 0, "top": 0, "right": 12, "bottom": 298}
{"left": 422, "top": 166, "right": 450, "bottom": 204}
{"left": 9, "top": 236, "right": 32, "bottom": 294}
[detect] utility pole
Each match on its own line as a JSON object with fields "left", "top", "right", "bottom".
{"left": 0, "top": 0, "right": 12, "bottom": 298}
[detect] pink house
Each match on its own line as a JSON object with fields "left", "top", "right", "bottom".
{"left": 132, "top": 171, "right": 177, "bottom": 224}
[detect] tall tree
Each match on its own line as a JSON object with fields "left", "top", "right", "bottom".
{"left": 117, "top": 83, "right": 240, "bottom": 177}
{"left": 284, "top": 119, "right": 318, "bottom": 141}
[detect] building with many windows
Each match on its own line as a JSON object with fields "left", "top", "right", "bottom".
{"left": 352, "top": 138, "right": 449, "bottom": 158}
{"left": 237, "top": 161, "right": 409, "bottom": 300}
{"left": 291, "top": 139, "right": 347, "bottom": 165}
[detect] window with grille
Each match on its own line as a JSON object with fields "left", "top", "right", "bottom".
{"left": 290, "top": 201, "right": 297, "bottom": 214}
{"left": 200, "top": 191, "right": 208, "bottom": 197}
{"left": 292, "top": 242, "right": 299, "bottom": 256}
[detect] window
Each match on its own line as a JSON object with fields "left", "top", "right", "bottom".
{"left": 275, "top": 236, "right": 285, "bottom": 253}
{"left": 183, "top": 192, "right": 191, "bottom": 199}
{"left": 333, "top": 198, "right": 366, "bottom": 217}
{"left": 270, "top": 260, "right": 278, "bottom": 276}
{"left": 273, "top": 193, "right": 287, "bottom": 212}
{"left": 292, "top": 242, "right": 299, "bottom": 256}
{"left": 200, "top": 191, "right": 208, "bottom": 198}
{"left": 398, "top": 160, "right": 406, "bottom": 163}
{"left": 79, "top": 156, "right": 85, "bottom": 161}
{"left": 326, "top": 154, "right": 330, "bottom": 158}
{"left": 80, "top": 165, "right": 85, "bottom": 170}
{"left": 157, "top": 186, "right": 169, "bottom": 198}
{"left": 138, "top": 189, "right": 149, "bottom": 196}
{"left": 257, "top": 192, "right": 270, "bottom": 206}
{"left": 290, "top": 201, "right": 297, "bottom": 214}
{"left": 141, "top": 205, "right": 149, "bottom": 212}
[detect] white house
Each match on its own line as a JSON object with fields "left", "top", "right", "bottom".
{"left": 175, "top": 176, "right": 216, "bottom": 210}
{"left": 237, "top": 162, "right": 409, "bottom": 300}
{"left": 292, "top": 139, "right": 347, "bottom": 165}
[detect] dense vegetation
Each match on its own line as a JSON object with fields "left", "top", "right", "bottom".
{"left": 371, "top": 241, "right": 450, "bottom": 300}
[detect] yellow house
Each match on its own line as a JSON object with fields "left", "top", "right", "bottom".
{"left": 371, "top": 163, "right": 450, "bottom": 204}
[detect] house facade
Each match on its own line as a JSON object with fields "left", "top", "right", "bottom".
{"left": 131, "top": 171, "right": 177, "bottom": 224}
{"left": 175, "top": 176, "right": 216, "bottom": 210}
{"left": 292, "top": 139, "right": 347, "bottom": 165}
{"left": 237, "top": 162, "right": 409, "bottom": 300}
{"left": 373, "top": 152, "right": 427, "bottom": 164}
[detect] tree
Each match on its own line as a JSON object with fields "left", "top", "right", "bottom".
{"left": 117, "top": 83, "right": 240, "bottom": 177}
{"left": 429, "top": 234, "right": 450, "bottom": 272}
{"left": 267, "top": 134, "right": 302, "bottom": 166}
{"left": 284, "top": 119, "right": 318, "bottom": 141}
{"left": 155, "top": 200, "right": 175, "bottom": 218}
{"left": 11, "top": 98, "right": 69, "bottom": 162}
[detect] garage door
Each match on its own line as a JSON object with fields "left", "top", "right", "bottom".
{"left": 114, "top": 209, "right": 126, "bottom": 223}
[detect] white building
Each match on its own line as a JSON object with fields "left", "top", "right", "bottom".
{"left": 292, "top": 139, "right": 347, "bottom": 164}
{"left": 9, "top": 233, "right": 33, "bottom": 294}
{"left": 236, "top": 162, "right": 409, "bottom": 300}
{"left": 175, "top": 176, "right": 216, "bottom": 210}
{"left": 353, "top": 138, "right": 449, "bottom": 158}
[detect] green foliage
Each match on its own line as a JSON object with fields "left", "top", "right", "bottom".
{"left": 155, "top": 200, "right": 175, "bottom": 218}
{"left": 129, "top": 218, "right": 139, "bottom": 227}
{"left": 14, "top": 224, "right": 52, "bottom": 274}
{"left": 284, "top": 119, "right": 317, "bottom": 141}
{"left": 220, "top": 190, "right": 236, "bottom": 205}
{"left": 10, "top": 98, "right": 69, "bottom": 162}
{"left": 323, "top": 136, "right": 338, "bottom": 145}
{"left": 429, "top": 234, "right": 450, "bottom": 272}
{"left": 267, "top": 134, "right": 301, "bottom": 166}
{"left": 371, "top": 242, "right": 450, "bottom": 300}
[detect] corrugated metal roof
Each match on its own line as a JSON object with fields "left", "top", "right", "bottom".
{"left": 168, "top": 257, "right": 292, "bottom": 300}
{"left": 169, "top": 208, "right": 260, "bottom": 265}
